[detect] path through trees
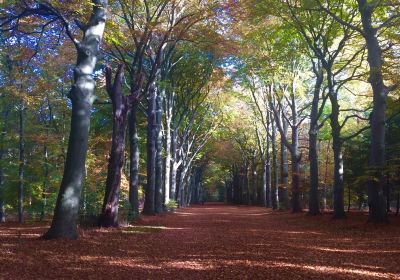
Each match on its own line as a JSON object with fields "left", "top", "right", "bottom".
{"left": 1, "top": 203, "right": 399, "bottom": 279}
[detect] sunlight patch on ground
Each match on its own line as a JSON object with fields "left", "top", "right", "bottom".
{"left": 175, "top": 212, "right": 199, "bottom": 216}
{"left": 0, "top": 232, "right": 41, "bottom": 237}
{"left": 108, "top": 258, "right": 161, "bottom": 270}
{"left": 216, "top": 259, "right": 400, "bottom": 279}
{"left": 303, "top": 246, "right": 400, "bottom": 254}
{"left": 270, "top": 261, "right": 400, "bottom": 279}
{"left": 284, "top": 231, "right": 323, "bottom": 235}
{"left": 165, "top": 260, "right": 215, "bottom": 270}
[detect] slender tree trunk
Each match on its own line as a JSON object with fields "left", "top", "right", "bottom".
{"left": 245, "top": 164, "right": 251, "bottom": 205}
{"left": 41, "top": 143, "right": 49, "bottom": 220}
{"left": 0, "top": 155, "right": 5, "bottom": 223}
{"left": 290, "top": 78, "right": 302, "bottom": 213}
{"left": 0, "top": 107, "right": 10, "bottom": 223}
{"left": 164, "top": 108, "right": 172, "bottom": 206}
{"left": 330, "top": 96, "right": 346, "bottom": 219}
{"left": 43, "top": 0, "right": 107, "bottom": 239}
{"left": 41, "top": 99, "right": 53, "bottom": 221}
{"left": 266, "top": 114, "right": 272, "bottom": 208}
{"left": 357, "top": 0, "right": 388, "bottom": 223}
{"left": 154, "top": 91, "right": 163, "bottom": 213}
{"left": 385, "top": 175, "right": 390, "bottom": 213}
{"left": 308, "top": 66, "right": 323, "bottom": 215}
{"left": 291, "top": 157, "right": 302, "bottom": 213}
{"left": 266, "top": 154, "right": 272, "bottom": 208}
{"left": 308, "top": 130, "right": 320, "bottom": 215}
{"left": 271, "top": 119, "right": 279, "bottom": 210}
{"left": 18, "top": 101, "right": 25, "bottom": 223}
{"left": 99, "top": 65, "right": 127, "bottom": 227}
{"left": 323, "top": 139, "right": 331, "bottom": 211}
{"left": 178, "top": 163, "right": 189, "bottom": 207}
{"left": 348, "top": 182, "right": 351, "bottom": 212}
{"left": 281, "top": 112, "right": 289, "bottom": 210}
{"left": 129, "top": 102, "right": 140, "bottom": 219}
{"left": 143, "top": 82, "right": 157, "bottom": 215}
{"left": 251, "top": 153, "right": 257, "bottom": 204}
{"left": 261, "top": 159, "right": 267, "bottom": 207}
{"left": 170, "top": 130, "right": 178, "bottom": 201}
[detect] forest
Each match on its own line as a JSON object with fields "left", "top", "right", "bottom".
{"left": 0, "top": 0, "right": 399, "bottom": 279}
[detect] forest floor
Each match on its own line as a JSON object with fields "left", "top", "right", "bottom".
{"left": 1, "top": 204, "right": 400, "bottom": 280}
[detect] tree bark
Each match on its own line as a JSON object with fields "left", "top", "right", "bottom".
{"left": 291, "top": 142, "right": 302, "bottom": 212}
{"left": 245, "top": 164, "right": 251, "bottom": 205}
{"left": 271, "top": 117, "right": 279, "bottom": 210}
{"left": 308, "top": 66, "right": 323, "bottom": 215}
{"left": 18, "top": 100, "right": 25, "bottom": 223}
{"left": 261, "top": 159, "right": 267, "bottom": 207}
{"left": 266, "top": 150, "right": 272, "bottom": 208}
{"left": 41, "top": 98, "right": 53, "bottom": 221}
{"left": 154, "top": 90, "right": 163, "bottom": 213}
{"left": 251, "top": 152, "right": 257, "bottom": 204}
{"left": 357, "top": 0, "right": 388, "bottom": 223}
{"left": 129, "top": 102, "right": 140, "bottom": 220}
{"left": 290, "top": 100, "right": 302, "bottom": 213}
{"left": 280, "top": 112, "right": 289, "bottom": 210}
{"left": 43, "top": 0, "right": 107, "bottom": 239}
{"left": 266, "top": 113, "right": 272, "bottom": 208}
{"left": 329, "top": 85, "right": 346, "bottom": 219}
{"left": 143, "top": 82, "right": 157, "bottom": 215}
{"left": 170, "top": 130, "right": 178, "bottom": 201}
{"left": 164, "top": 100, "right": 172, "bottom": 206}
{"left": 0, "top": 107, "right": 10, "bottom": 223}
{"left": 99, "top": 65, "right": 127, "bottom": 227}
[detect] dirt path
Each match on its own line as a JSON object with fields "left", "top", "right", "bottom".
{"left": 1, "top": 203, "right": 400, "bottom": 279}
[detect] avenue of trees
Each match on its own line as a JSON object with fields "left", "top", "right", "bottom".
{"left": 0, "top": 0, "right": 399, "bottom": 239}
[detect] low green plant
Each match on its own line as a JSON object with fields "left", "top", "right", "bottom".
{"left": 166, "top": 200, "right": 178, "bottom": 212}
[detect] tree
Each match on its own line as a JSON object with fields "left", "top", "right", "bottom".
{"left": 317, "top": 0, "right": 400, "bottom": 222}
{"left": 44, "top": 0, "right": 108, "bottom": 239}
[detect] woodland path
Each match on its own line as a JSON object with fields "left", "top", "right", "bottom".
{"left": 1, "top": 203, "right": 400, "bottom": 279}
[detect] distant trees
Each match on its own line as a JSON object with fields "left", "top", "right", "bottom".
{"left": 223, "top": 0, "right": 399, "bottom": 221}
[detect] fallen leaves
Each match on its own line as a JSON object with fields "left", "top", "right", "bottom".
{"left": 0, "top": 204, "right": 400, "bottom": 279}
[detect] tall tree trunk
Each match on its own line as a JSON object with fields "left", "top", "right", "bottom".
{"left": 290, "top": 87, "right": 302, "bottom": 213}
{"left": 357, "top": 0, "right": 388, "bottom": 223}
{"left": 178, "top": 163, "right": 189, "bottom": 207}
{"left": 43, "top": 0, "right": 107, "bottom": 239}
{"left": 245, "top": 164, "right": 251, "bottom": 205}
{"left": 271, "top": 119, "right": 279, "bottom": 210}
{"left": 41, "top": 99, "right": 53, "bottom": 221}
{"left": 170, "top": 130, "right": 178, "bottom": 201}
{"left": 266, "top": 113, "right": 272, "bottom": 208}
{"left": 99, "top": 65, "right": 127, "bottom": 227}
{"left": 266, "top": 150, "right": 272, "bottom": 208}
{"left": 261, "top": 159, "right": 267, "bottom": 207}
{"left": 164, "top": 106, "right": 172, "bottom": 206}
{"left": 290, "top": 134, "right": 302, "bottom": 213}
{"left": 143, "top": 82, "right": 157, "bottom": 215}
{"left": 18, "top": 101, "right": 25, "bottom": 223}
{"left": 323, "top": 139, "right": 331, "bottom": 211}
{"left": 154, "top": 91, "right": 163, "bottom": 213}
{"left": 280, "top": 112, "right": 289, "bottom": 210}
{"left": 0, "top": 107, "right": 10, "bottom": 223}
{"left": 308, "top": 129, "right": 320, "bottom": 215}
{"left": 308, "top": 67, "right": 323, "bottom": 215}
{"left": 251, "top": 153, "right": 257, "bottom": 204}
{"left": 329, "top": 88, "right": 346, "bottom": 219}
{"left": 41, "top": 143, "right": 49, "bottom": 220}
{"left": 129, "top": 102, "right": 140, "bottom": 219}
